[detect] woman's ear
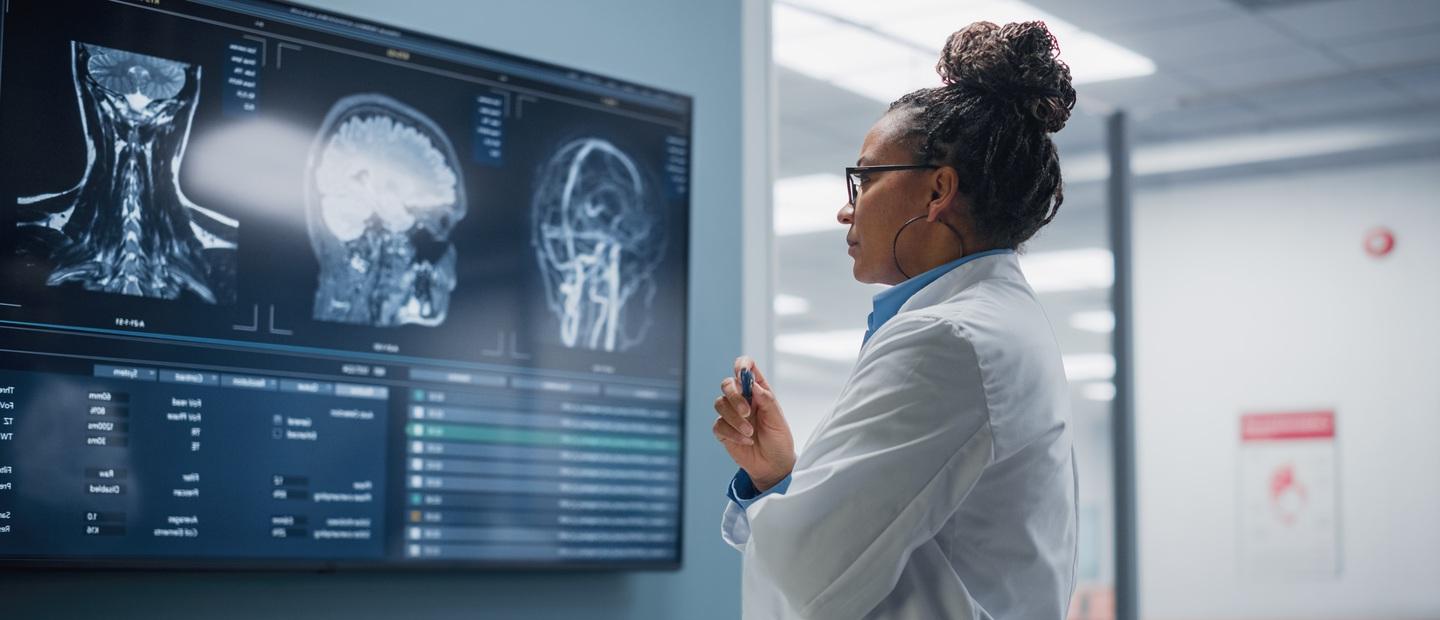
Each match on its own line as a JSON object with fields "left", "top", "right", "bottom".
{"left": 927, "top": 166, "right": 961, "bottom": 222}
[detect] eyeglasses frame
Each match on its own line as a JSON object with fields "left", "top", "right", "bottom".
{"left": 844, "top": 164, "right": 940, "bottom": 206}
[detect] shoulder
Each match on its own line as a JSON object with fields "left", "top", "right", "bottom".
{"left": 890, "top": 283, "right": 1071, "bottom": 458}
{"left": 828, "top": 312, "right": 993, "bottom": 437}
{"left": 903, "top": 275, "right": 1055, "bottom": 357}
{"left": 862, "top": 311, "right": 974, "bottom": 362}
{"left": 854, "top": 313, "right": 985, "bottom": 403}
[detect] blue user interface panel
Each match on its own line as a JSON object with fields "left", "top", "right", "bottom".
{"left": 0, "top": 0, "right": 691, "bottom": 569}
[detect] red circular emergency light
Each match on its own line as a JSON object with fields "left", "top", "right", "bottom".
{"left": 1364, "top": 227, "right": 1395, "bottom": 258}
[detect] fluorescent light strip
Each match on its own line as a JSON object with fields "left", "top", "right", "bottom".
{"left": 776, "top": 329, "right": 866, "bottom": 362}
{"left": 772, "top": 4, "right": 927, "bottom": 104}
{"left": 1063, "top": 353, "right": 1115, "bottom": 382}
{"left": 774, "top": 0, "right": 1155, "bottom": 104}
{"left": 774, "top": 173, "right": 847, "bottom": 236}
{"left": 774, "top": 294, "right": 812, "bottom": 316}
{"left": 1082, "top": 381, "right": 1116, "bottom": 402}
{"left": 1069, "top": 310, "right": 1115, "bottom": 334}
{"left": 1017, "top": 248, "right": 1114, "bottom": 293}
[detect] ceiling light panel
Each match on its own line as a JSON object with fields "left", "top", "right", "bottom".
{"left": 776, "top": 329, "right": 867, "bottom": 362}
{"left": 774, "top": 0, "right": 1156, "bottom": 104}
{"left": 1017, "top": 248, "right": 1114, "bottom": 293}
{"left": 774, "top": 294, "right": 812, "bottom": 316}
{"left": 1069, "top": 310, "right": 1116, "bottom": 333}
{"left": 1063, "top": 353, "right": 1116, "bottom": 382}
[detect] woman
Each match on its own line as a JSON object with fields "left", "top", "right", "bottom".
{"left": 712, "top": 21, "right": 1078, "bottom": 619}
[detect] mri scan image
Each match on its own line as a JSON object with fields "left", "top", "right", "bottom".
{"left": 531, "top": 138, "right": 666, "bottom": 352}
{"left": 15, "top": 42, "right": 238, "bottom": 303}
{"left": 306, "top": 94, "right": 466, "bottom": 327}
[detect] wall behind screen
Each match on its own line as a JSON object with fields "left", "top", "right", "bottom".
{"left": 0, "top": 1, "right": 745, "bottom": 618}
{"left": 1133, "top": 155, "right": 1440, "bottom": 619}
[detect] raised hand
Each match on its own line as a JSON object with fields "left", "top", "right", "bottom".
{"left": 712, "top": 356, "right": 795, "bottom": 491}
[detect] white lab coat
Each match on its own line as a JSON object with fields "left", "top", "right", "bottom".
{"left": 722, "top": 251, "right": 1077, "bottom": 619}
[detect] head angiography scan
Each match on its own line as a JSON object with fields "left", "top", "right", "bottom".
{"left": 15, "top": 42, "right": 239, "bottom": 303}
{"left": 306, "top": 94, "right": 466, "bottom": 328}
{"left": 531, "top": 138, "right": 667, "bottom": 353}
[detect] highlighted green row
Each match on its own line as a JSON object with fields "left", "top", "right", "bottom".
{"left": 406, "top": 422, "right": 679, "bottom": 453}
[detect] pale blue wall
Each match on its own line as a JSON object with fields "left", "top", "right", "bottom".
{"left": 0, "top": 1, "right": 744, "bottom": 618}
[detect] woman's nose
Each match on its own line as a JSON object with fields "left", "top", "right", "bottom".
{"left": 837, "top": 202, "right": 854, "bottom": 225}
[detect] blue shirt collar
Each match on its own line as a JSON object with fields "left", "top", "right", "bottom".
{"left": 864, "top": 248, "right": 1014, "bottom": 344}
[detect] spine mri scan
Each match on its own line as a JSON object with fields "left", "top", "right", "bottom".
{"left": 16, "top": 42, "right": 239, "bottom": 303}
{"left": 306, "top": 94, "right": 467, "bottom": 328}
{"left": 531, "top": 138, "right": 666, "bottom": 352}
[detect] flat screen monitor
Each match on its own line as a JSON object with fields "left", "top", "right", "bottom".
{"left": 0, "top": 0, "right": 691, "bottom": 570}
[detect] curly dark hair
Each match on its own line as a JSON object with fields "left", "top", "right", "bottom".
{"left": 889, "top": 20, "right": 1076, "bottom": 249}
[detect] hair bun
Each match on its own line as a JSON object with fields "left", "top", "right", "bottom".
{"left": 936, "top": 21, "right": 1076, "bottom": 133}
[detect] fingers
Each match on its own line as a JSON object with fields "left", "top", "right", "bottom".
{"left": 712, "top": 386, "right": 753, "bottom": 439}
{"left": 719, "top": 377, "right": 753, "bottom": 419}
{"left": 733, "top": 356, "right": 772, "bottom": 391}
{"left": 749, "top": 379, "right": 779, "bottom": 413}
{"left": 713, "top": 417, "right": 753, "bottom": 446}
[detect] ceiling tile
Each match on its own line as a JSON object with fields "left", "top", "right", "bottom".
{"left": 1331, "top": 28, "right": 1440, "bottom": 69}
{"left": 1257, "top": 0, "right": 1440, "bottom": 42}
{"left": 1026, "top": 0, "right": 1244, "bottom": 31}
{"left": 778, "top": 66, "right": 890, "bottom": 177}
{"left": 1078, "top": 71, "right": 1208, "bottom": 110}
{"left": 1133, "top": 101, "right": 1268, "bottom": 141}
{"left": 779, "top": 124, "right": 856, "bottom": 178}
{"left": 1379, "top": 63, "right": 1440, "bottom": 100}
{"left": 776, "top": 66, "right": 891, "bottom": 115}
{"left": 1088, "top": 14, "right": 1292, "bottom": 64}
{"left": 1244, "top": 75, "right": 1407, "bottom": 118}
{"left": 1181, "top": 47, "right": 1342, "bottom": 91}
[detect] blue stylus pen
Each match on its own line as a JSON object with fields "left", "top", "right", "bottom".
{"left": 740, "top": 368, "right": 754, "bottom": 404}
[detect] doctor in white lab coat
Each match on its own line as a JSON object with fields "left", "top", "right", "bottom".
{"left": 711, "top": 21, "right": 1079, "bottom": 619}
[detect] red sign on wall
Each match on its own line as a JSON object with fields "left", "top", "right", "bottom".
{"left": 1242, "top": 411, "right": 1335, "bottom": 441}
{"left": 1239, "top": 410, "right": 1340, "bottom": 578}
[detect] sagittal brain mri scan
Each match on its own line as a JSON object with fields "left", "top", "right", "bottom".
{"left": 306, "top": 93, "right": 467, "bottom": 327}
{"left": 531, "top": 138, "right": 666, "bottom": 352}
{"left": 15, "top": 42, "right": 239, "bottom": 303}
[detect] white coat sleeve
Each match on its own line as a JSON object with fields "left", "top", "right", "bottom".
{"left": 720, "top": 314, "right": 995, "bottom": 618}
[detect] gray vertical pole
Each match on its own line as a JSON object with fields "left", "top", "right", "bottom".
{"left": 1106, "top": 110, "right": 1138, "bottom": 620}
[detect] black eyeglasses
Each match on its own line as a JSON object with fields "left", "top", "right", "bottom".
{"left": 845, "top": 164, "right": 939, "bottom": 206}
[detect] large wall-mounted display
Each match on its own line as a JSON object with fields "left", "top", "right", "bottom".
{"left": 0, "top": 0, "right": 692, "bottom": 570}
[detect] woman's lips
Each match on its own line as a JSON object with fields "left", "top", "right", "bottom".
{"left": 847, "top": 241, "right": 858, "bottom": 256}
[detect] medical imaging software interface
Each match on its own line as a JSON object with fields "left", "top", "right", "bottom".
{"left": 0, "top": 0, "right": 692, "bottom": 569}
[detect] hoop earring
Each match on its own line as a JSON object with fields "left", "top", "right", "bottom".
{"left": 892, "top": 215, "right": 966, "bottom": 279}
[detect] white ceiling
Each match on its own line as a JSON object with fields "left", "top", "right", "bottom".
{"left": 779, "top": 0, "right": 1440, "bottom": 174}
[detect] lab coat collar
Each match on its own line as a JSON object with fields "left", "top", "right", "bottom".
{"left": 897, "top": 248, "right": 1028, "bottom": 316}
{"left": 864, "top": 249, "right": 1015, "bottom": 344}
